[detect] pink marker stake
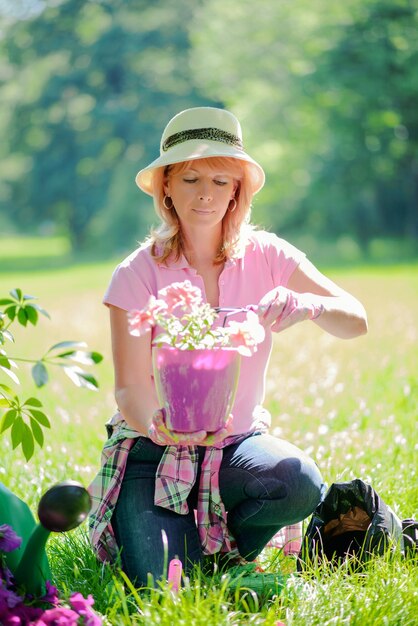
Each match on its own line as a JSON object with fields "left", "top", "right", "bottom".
{"left": 168, "top": 558, "right": 182, "bottom": 592}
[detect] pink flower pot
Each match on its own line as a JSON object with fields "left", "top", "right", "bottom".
{"left": 152, "top": 347, "right": 241, "bottom": 433}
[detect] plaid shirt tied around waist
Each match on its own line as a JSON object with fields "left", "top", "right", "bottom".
{"left": 88, "top": 417, "right": 267, "bottom": 563}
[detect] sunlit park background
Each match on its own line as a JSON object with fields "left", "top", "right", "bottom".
{"left": 0, "top": 0, "right": 417, "bottom": 624}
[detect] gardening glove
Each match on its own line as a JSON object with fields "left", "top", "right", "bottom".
{"left": 148, "top": 409, "right": 234, "bottom": 447}
{"left": 253, "top": 286, "right": 324, "bottom": 333}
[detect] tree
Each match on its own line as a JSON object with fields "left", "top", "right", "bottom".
{"left": 0, "top": 0, "right": 215, "bottom": 251}
{"left": 190, "top": 0, "right": 418, "bottom": 245}
{"left": 306, "top": 0, "right": 418, "bottom": 244}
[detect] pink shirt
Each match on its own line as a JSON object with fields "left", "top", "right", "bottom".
{"left": 104, "top": 230, "right": 305, "bottom": 435}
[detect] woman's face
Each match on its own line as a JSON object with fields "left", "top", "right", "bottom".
{"left": 164, "top": 161, "right": 237, "bottom": 232}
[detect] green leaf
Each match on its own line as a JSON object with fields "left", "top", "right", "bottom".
{"left": 0, "top": 355, "right": 11, "bottom": 369}
{"left": 0, "top": 365, "right": 20, "bottom": 385}
{"left": 30, "top": 416, "right": 44, "bottom": 447}
{"left": 23, "top": 397, "right": 43, "bottom": 407}
{"left": 10, "top": 288, "right": 22, "bottom": 301}
{"left": 11, "top": 416, "right": 24, "bottom": 448}
{"left": 55, "top": 349, "right": 78, "bottom": 358}
{"left": 6, "top": 306, "right": 17, "bottom": 322}
{"left": 56, "top": 350, "right": 103, "bottom": 365}
{"left": 17, "top": 308, "right": 28, "bottom": 327}
{"left": 21, "top": 423, "right": 35, "bottom": 461}
{"left": 0, "top": 298, "right": 15, "bottom": 305}
{"left": 91, "top": 351, "right": 103, "bottom": 364}
{"left": 2, "top": 330, "right": 14, "bottom": 343}
{"left": 32, "top": 361, "right": 49, "bottom": 387}
{"left": 27, "top": 409, "right": 51, "bottom": 428}
{"left": 31, "top": 304, "right": 50, "bottom": 319}
{"left": 25, "top": 305, "right": 39, "bottom": 326}
{"left": 0, "top": 383, "right": 14, "bottom": 395}
{"left": 0, "top": 398, "right": 11, "bottom": 407}
{"left": 0, "top": 409, "right": 16, "bottom": 432}
{"left": 63, "top": 366, "right": 99, "bottom": 390}
{"left": 62, "top": 366, "right": 84, "bottom": 388}
{"left": 22, "top": 294, "right": 37, "bottom": 301}
{"left": 78, "top": 371, "right": 100, "bottom": 390}
{"left": 47, "top": 340, "right": 87, "bottom": 353}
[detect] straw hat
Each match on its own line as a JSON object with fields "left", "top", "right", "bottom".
{"left": 135, "top": 107, "right": 265, "bottom": 196}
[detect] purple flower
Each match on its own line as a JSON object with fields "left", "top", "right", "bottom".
{"left": 0, "top": 525, "right": 22, "bottom": 553}
{"left": 0, "top": 613, "right": 22, "bottom": 626}
{"left": 0, "top": 602, "right": 43, "bottom": 624}
{"left": 32, "top": 606, "right": 80, "bottom": 625}
{"left": 0, "top": 584, "right": 24, "bottom": 609}
{"left": 0, "top": 563, "right": 101, "bottom": 626}
{"left": 1, "top": 565, "right": 15, "bottom": 588}
{"left": 41, "top": 581, "right": 60, "bottom": 606}
{"left": 69, "top": 592, "right": 102, "bottom": 626}
{"left": 0, "top": 582, "right": 24, "bottom": 626}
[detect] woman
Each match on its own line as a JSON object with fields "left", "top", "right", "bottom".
{"left": 89, "top": 107, "right": 368, "bottom": 586}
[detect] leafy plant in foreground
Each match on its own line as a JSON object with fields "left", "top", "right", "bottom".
{"left": 0, "top": 288, "right": 103, "bottom": 461}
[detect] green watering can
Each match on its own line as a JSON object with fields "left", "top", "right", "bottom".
{"left": 0, "top": 480, "right": 91, "bottom": 596}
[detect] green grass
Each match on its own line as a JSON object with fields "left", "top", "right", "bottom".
{"left": 0, "top": 238, "right": 417, "bottom": 625}
{"left": 0, "top": 235, "right": 72, "bottom": 272}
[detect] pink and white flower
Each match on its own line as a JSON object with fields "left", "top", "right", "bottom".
{"left": 158, "top": 280, "right": 202, "bottom": 313}
{"left": 128, "top": 281, "right": 265, "bottom": 354}
{"left": 226, "top": 311, "right": 265, "bottom": 356}
{"left": 128, "top": 296, "right": 167, "bottom": 337}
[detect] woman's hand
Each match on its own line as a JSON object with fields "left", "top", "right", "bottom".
{"left": 254, "top": 286, "right": 324, "bottom": 332}
{"left": 148, "top": 409, "right": 234, "bottom": 446}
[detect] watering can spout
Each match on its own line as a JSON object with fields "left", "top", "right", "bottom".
{"left": 14, "top": 524, "right": 52, "bottom": 596}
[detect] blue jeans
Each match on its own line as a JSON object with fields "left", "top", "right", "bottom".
{"left": 112, "top": 433, "right": 324, "bottom": 586}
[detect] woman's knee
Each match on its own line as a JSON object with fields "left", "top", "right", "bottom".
{"left": 221, "top": 434, "right": 324, "bottom": 523}
{"left": 285, "top": 459, "right": 324, "bottom": 519}
{"left": 235, "top": 455, "right": 324, "bottom": 522}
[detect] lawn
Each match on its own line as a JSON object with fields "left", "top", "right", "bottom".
{"left": 0, "top": 237, "right": 417, "bottom": 625}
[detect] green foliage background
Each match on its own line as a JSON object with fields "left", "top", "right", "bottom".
{"left": 0, "top": 0, "right": 417, "bottom": 259}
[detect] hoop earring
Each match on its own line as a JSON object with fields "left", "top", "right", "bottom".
{"left": 229, "top": 198, "right": 237, "bottom": 213}
{"left": 163, "top": 195, "right": 174, "bottom": 210}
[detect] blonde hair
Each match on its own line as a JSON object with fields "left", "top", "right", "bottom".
{"left": 147, "top": 157, "right": 255, "bottom": 265}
